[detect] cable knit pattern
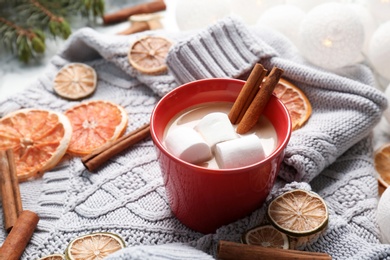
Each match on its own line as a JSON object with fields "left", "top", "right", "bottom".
{"left": 0, "top": 16, "right": 389, "bottom": 259}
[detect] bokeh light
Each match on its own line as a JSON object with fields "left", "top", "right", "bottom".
{"left": 298, "top": 3, "right": 364, "bottom": 70}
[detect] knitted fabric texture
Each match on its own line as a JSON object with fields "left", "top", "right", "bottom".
{"left": 0, "top": 16, "right": 389, "bottom": 259}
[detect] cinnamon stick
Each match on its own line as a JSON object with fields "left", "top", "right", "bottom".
{"left": 117, "top": 21, "right": 150, "bottom": 35}
{"left": 0, "top": 149, "right": 23, "bottom": 232}
{"left": 0, "top": 210, "right": 39, "bottom": 259}
{"left": 103, "top": 1, "right": 166, "bottom": 25}
{"left": 228, "top": 63, "right": 268, "bottom": 125}
{"left": 82, "top": 124, "right": 151, "bottom": 172}
{"left": 117, "top": 19, "right": 162, "bottom": 35}
{"left": 236, "top": 66, "right": 284, "bottom": 134}
{"left": 217, "top": 240, "right": 332, "bottom": 260}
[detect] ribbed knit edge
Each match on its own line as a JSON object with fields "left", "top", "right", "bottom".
{"left": 166, "top": 16, "right": 278, "bottom": 85}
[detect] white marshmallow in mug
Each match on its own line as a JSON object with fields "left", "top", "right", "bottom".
{"left": 194, "top": 112, "right": 237, "bottom": 147}
{"left": 215, "top": 134, "right": 265, "bottom": 169}
{"left": 164, "top": 126, "right": 212, "bottom": 164}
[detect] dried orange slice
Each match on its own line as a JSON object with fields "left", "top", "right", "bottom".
{"left": 64, "top": 100, "right": 128, "bottom": 156}
{"left": 0, "top": 109, "right": 72, "bottom": 182}
{"left": 128, "top": 35, "right": 172, "bottom": 75}
{"left": 65, "top": 232, "right": 125, "bottom": 260}
{"left": 242, "top": 224, "right": 289, "bottom": 249}
{"left": 54, "top": 63, "right": 97, "bottom": 100}
{"left": 40, "top": 254, "right": 65, "bottom": 260}
{"left": 273, "top": 78, "right": 312, "bottom": 131}
{"left": 267, "top": 189, "right": 328, "bottom": 237}
{"left": 374, "top": 143, "right": 390, "bottom": 189}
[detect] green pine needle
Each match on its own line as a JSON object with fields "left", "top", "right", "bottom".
{"left": 0, "top": 0, "right": 105, "bottom": 63}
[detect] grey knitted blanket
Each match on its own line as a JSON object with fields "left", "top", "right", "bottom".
{"left": 1, "top": 16, "right": 390, "bottom": 259}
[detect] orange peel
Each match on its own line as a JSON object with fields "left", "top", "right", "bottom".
{"left": 0, "top": 109, "right": 72, "bottom": 182}
{"left": 273, "top": 78, "right": 312, "bottom": 131}
{"left": 64, "top": 100, "right": 128, "bottom": 156}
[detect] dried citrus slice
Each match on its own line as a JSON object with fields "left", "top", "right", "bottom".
{"left": 374, "top": 143, "right": 390, "bottom": 189}
{"left": 242, "top": 224, "right": 289, "bottom": 249}
{"left": 267, "top": 189, "right": 328, "bottom": 237}
{"left": 0, "top": 109, "right": 72, "bottom": 182}
{"left": 64, "top": 100, "right": 128, "bottom": 156}
{"left": 273, "top": 78, "right": 312, "bottom": 130}
{"left": 65, "top": 232, "right": 125, "bottom": 260}
{"left": 40, "top": 253, "right": 65, "bottom": 260}
{"left": 54, "top": 63, "right": 97, "bottom": 100}
{"left": 128, "top": 35, "right": 172, "bottom": 75}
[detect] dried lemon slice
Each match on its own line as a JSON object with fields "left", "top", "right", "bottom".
{"left": 40, "top": 253, "right": 65, "bottom": 260}
{"left": 64, "top": 100, "right": 128, "bottom": 156}
{"left": 54, "top": 63, "right": 97, "bottom": 100}
{"left": 374, "top": 143, "right": 390, "bottom": 189}
{"left": 128, "top": 35, "right": 172, "bottom": 75}
{"left": 65, "top": 232, "right": 125, "bottom": 260}
{"left": 0, "top": 109, "right": 72, "bottom": 182}
{"left": 267, "top": 189, "right": 328, "bottom": 237}
{"left": 273, "top": 78, "right": 312, "bottom": 131}
{"left": 242, "top": 224, "right": 289, "bottom": 249}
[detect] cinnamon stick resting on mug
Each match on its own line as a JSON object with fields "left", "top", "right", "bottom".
{"left": 103, "top": 0, "right": 166, "bottom": 25}
{"left": 82, "top": 124, "right": 150, "bottom": 172}
{"left": 218, "top": 240, "right": 332, "bottom": 260}
{"left": 0, "top": 149, "right": 23, "bottom": 232}
{"left": 0, "top": 210, "right": 39, "bottom": 259}
{"left": 233, "top": 66, "right": 284, "bottom": 134}
{"left": 228, "top": 63, "right": 268, "bottom": 125}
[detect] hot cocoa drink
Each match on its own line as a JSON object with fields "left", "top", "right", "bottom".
{"left": 163, "top": 101, "right": 278, "bottom": 169}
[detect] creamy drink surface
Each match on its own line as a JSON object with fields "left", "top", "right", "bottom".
{"left": 163, "top": 102, "right": 278, "bottom": 169}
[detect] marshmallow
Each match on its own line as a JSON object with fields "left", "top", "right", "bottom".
{"left": 215, "top": 135, "right": 265, "bottom": 169}
{"left": 194, "top": 112, "right": 237, "bottom": 148}
{"left": 164, "top": 126, "right": 212, "bottom": 164}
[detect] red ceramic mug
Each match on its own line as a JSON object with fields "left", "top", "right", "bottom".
{"left": 150, "top": 78, "right": 292, "bottom": 234}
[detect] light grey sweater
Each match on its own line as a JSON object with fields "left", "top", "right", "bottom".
{"left": 1, "top": 16, "right": 389, "bottom": 260}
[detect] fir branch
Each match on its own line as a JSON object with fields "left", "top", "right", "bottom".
{"left": 30, "top": 0, "right": 58, "bottom": 20}
{"left": 0, "top": 17, "right": 45, "bottom": 62}
{"left": 83, "top": 0, "right": 105, "bottom": 19}
{"left": 0, "top": 0, "right": 105, "bottom": 63}
{"left": 0, "top": 17, "right": 34, "bottom": 39}
{"left": 16, "top": 0, "right": 71, "bottom": 39}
